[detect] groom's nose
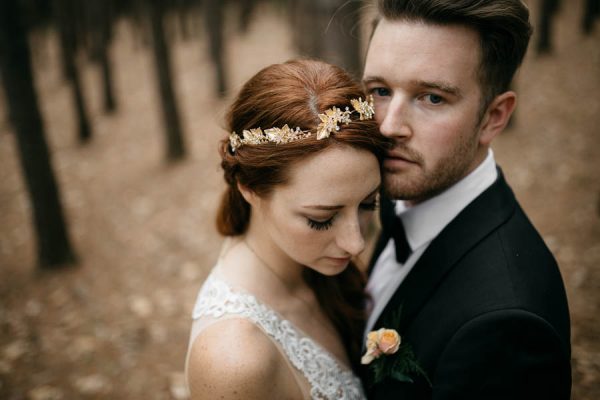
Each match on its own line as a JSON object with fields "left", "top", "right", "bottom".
{"left": 379, "top": 95, "right": 412, "bottom": 140}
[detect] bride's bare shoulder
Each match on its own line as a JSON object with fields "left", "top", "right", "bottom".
{"left": 187, "top": 318, "right": 302, "bottom": 399}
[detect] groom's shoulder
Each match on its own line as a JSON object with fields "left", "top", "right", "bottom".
{"left": 436, "top": 182, "right": 565, "bottom": 310}
{"left": 464, "top": 175, "right": 556, "bottom": 271}
{"left": 437, "top": 197, "right": 568, "bottom": 332}
{"left": 456, "top": 203, "right": 562, "bottom": 300}
{"left": 481, "top": 194, "right": 559, "bottom": 280}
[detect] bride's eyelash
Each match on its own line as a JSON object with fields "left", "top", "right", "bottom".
{"left": 307, "top": 217, "right": 334, "bottom": 231}
{"left": 360, "top": 201, "right": 378, "bottom": 211}
{"left": 306, "top": 201, "right": 377, "bottom": 231}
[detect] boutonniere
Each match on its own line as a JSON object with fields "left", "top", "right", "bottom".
{"left": 362, "top": 310, "right": 431, "bottom": 386}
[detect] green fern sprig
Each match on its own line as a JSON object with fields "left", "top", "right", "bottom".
{"left": 367, "top": 306, "right": 431, "bottom": 387}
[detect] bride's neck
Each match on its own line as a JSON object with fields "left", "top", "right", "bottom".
{"left": 243, "top": 223, "right": 306, "bottom": 293}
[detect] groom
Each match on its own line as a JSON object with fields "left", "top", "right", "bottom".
{"left": 361, "top": 0, "right": 571, "bottom": 398}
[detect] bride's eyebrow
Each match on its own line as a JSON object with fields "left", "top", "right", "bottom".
{"left": 302, "top": 204, "right": 343, "bottom": 211}
{"left": 301, "top": 187, "right": 380, "bottom": 210}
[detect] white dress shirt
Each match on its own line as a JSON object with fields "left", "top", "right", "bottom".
{"left": 365, "top": 149, "right": 499, "bottom": 335}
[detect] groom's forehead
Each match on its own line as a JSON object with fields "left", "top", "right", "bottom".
{"left": 363, "top": 19, "right": 481, "bottom": 78}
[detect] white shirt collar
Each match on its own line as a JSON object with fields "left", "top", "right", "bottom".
{"left": 395, "top": 149, "right": 498, "bottom": 251}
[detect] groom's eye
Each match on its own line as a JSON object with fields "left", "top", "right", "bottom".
{"left": 423, "top": 93, "right": 444, "bottom": 105}
{"left": 370, "top": 87, "right": 390, "bottom": 97}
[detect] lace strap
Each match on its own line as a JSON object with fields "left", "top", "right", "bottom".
{"left": 192, "top": 275, "right": 365, "bottom": 400}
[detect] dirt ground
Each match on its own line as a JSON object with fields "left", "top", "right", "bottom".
{"left": 1, "top": 1, "right": 599, "bottom": 399}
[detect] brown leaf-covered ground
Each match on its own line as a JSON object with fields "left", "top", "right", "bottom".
{"left": 1, "top": 1, "right": 599, "bottom": 399}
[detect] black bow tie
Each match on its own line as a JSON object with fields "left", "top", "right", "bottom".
{"left": 380, "top": 197, "right": 412, "bottom": 264}
{"left": 391, "top": 216, "right": 411, "bottom": 264}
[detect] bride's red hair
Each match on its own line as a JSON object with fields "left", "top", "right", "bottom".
{"left": 216, "top": 59, "right": 391, "bottom": 371}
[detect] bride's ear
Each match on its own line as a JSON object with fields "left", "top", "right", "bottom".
{"left": 237, "top": 182, "right": 259, "bottom": 206}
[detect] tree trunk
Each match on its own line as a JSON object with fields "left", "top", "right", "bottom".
{"left": 204, "top": 0, "right": 227, "bottom": 98}
{"left": 289, "top": 0, "right": 321, "bottom": 58}
{"left": 99, "top": 44, "right": 116, "bottom": 112}
{"left": 148, "top": 0, "right": 186, "bottom": 161}
{"left": 0, "top": 0, "right": 77, "bottom": 268}
{"left": 88, "top": 0, "right": 117, "bottom": 113}
{"left": 319, "top": 0, "right": 362, "bottom": 78}
{"left": 290, "top": 0, "right": 362, "bottom": 78}
{"left": 238, "top": 0, "right": 257, "bottom": 33}
{"left": 55, "top": 0, "right": 92, "bottom": 142}
{"left": 582, "top": 0, "right": 600, "bottom": 34}
{"left": 536, "top": 0, "right": 561, "bottom": 54}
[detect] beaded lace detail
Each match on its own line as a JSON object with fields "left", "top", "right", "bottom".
{"left": 192, "top": 274, "right": 366, "bottom": 400}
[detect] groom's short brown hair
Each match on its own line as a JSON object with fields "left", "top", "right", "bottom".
{"left": 375, "top": 0, "right": 533, "bottom": 106}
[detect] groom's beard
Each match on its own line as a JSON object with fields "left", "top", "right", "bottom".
{"left": 383, "top": 132, "right": 481, "bottom": 204}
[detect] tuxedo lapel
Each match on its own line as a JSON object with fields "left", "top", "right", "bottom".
{"left": 373, "top": 170, "right": 517, "bottom": 332}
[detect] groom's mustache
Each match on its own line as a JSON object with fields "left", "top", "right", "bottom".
{"left": 385, "top": 144, "right": 424, "bottom": 166}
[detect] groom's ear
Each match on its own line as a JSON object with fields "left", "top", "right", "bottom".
{"left": 478, "top": 91, "right": 517, "bottom": 146}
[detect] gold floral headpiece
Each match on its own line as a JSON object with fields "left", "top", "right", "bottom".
{"left": 228, "top": 96, "right": 375, "bottom": 152}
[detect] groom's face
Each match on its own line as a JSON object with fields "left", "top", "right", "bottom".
{"left": 363, "top": 19, "right": 489, "bottom": 203}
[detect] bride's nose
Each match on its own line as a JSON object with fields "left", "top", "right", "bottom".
{"left": 335, "top": 217, "right": 365, "bottom": 256}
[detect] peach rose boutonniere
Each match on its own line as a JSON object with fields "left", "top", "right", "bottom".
{"left": 362, "top": 307, "right": 431, "bottom": 387}
{"left": 362, "top": 327, "right": 429, "bottom": 386}
{"left": 361, "top": 328, "right": 401, "bottom": 365}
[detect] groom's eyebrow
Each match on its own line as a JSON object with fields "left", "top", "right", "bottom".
{"left": 413, "top": 80, "right": 462, "bottom": 96}
{"left": 363, "top": 76, "right": 461, "bottom": 97}
{"left": 362, "top": 76, "right": 386, "bottom": 86}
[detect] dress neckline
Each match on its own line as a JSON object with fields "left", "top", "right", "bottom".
{"left": 190, "top": 263, "right": 366, "bottom": 399}
{"left": 205, "top": 270, "right": 355, "bottom": 373}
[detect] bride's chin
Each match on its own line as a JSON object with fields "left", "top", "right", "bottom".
{"left": 310, "top": 258, "right": 351, "bottom": 276}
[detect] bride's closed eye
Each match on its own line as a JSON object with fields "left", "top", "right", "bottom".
{"left": 360, "top": 190, "right": 380, "bottom": 212}
{"left": 360, "top": 201, "right": 378, "bottom": 211}
{"left": 306, "top": 216, "right": 335, "bottom": 231}
{"left": 305, "top": 201, "right": 378, "bottom": 231}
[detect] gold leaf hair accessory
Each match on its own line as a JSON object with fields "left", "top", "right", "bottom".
{"left": 229, "top": 96, "right": 374, "bottom": 152}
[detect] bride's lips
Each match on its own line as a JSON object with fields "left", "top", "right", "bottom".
{"left": 326, "top": 256, "right": 351, "bottom": 266}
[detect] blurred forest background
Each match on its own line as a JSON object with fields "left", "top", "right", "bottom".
{"left": 0, "top": 0, "right": 599, "bottom": 398}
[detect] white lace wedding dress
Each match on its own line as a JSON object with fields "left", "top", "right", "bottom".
{"left": 185, "top": 269, "right": 366, "bottom": 400}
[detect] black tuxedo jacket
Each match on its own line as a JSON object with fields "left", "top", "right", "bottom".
{"left": 363, "top": 170, "right": 571, "bottom": 399}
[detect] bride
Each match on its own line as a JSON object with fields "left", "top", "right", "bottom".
{"left": 185, "top": 59, "right": 390, "bottom": 399}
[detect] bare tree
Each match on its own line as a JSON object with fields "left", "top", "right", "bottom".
{"left": 536, "top": 0, "right": 561, "bottom": 54}
{"left": 87, "top": 0, "right": 118, "bottom": 113}
{"left": 148, "top": 0, "right": 186, "bottom": 160}
{"left": 583, "top": 0, "right": 600, "bottom": 34}
{"left": 204, "top": 0, "right": 228, "bottom": 97}
{"left": 239, "top": 0, "right": 258, "bottom": 33}
{"left": 0, "top": 0, "right": 76, "bottom": 268}
{"left": 320, "top": 0, "right": 363, "bottom": 77}
{"left": 54, "top": 0, "right": 93, "bottom": 142}
{"left": 289, "top": 0, "right": 363, "bottom": 78}
{"left": 536, "top": 0, "right": 599, "bottom": 53}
